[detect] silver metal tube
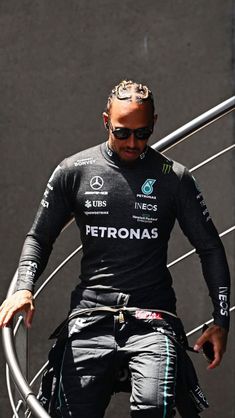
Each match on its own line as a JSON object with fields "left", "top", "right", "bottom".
{"left": 6, "top": 363, "right": 20, "bottom": 418}
{"left": 13, "top": 400, "right": 24, "bottom": 418}
{"left": 6, "top": 318, "right": 26, "bottom": 418}
{"left": 29, "top": 361, "right": 49, "bottom": 388}
{"left": 2, "top": 326, "right": 50, "bottom": 417}
{"left": 190, "top": 144, "right": 235, "bottom": 173}
{"left": 152, "top": 96, "right": 235, "bottom": 152}
{"left": 167, "top": 225, "right": 235, "bottom": 268}
{"left": 2, "top": 274, "right": 50, "bottom": 417}
{"left": 186, "top": 306, "right": 235, "bottom": 337}
{"left": 34, "top": 245, "right": 82, "bottom": 298}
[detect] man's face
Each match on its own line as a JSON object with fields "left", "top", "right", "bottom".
{"left": 103, "top": 98, "right": 157, "bottom": 162}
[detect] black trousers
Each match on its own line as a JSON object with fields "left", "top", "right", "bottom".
{"left": 57, "top": 313, "right": 177, "bottom": 418}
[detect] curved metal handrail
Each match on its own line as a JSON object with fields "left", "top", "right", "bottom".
{"left": 186, "top": 306, "right": 235, "bottom": 337}
{"left": 190, "top": 143, "right": 235, "bottom": 172}
{"left": 152, "top": 96, "right": 235, "bottom": 152}
{"left": 2, "top": 273, "right": 50, "bottom": 418}
{"left": 2, "top": 96, "right": 235, "bottom": 418}
{"left": 6, "top": 314, "right": 26, "bottom": 418}
{"left": 34, "top": 245, "right": 83, "bottom": 298}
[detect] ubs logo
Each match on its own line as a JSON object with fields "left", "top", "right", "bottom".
{"left": 85, "top": 199, "right": 107, "bottom": 208}
{"left": 90, "top": 176, "right": 104, "bottom": 190}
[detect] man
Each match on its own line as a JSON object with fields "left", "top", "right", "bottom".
{"left": 0, "top": 80, "right": 230, "bottom": 417}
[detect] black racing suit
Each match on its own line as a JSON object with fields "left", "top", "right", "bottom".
{"left": 16, "top": 142, "right": 230, "bottom": 417}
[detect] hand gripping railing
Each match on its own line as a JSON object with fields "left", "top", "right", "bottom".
{"left": 2, "top": 96, "right": 235, "bottom": 418}
{"left": 2, "top": 274, "right": 51, "bottom": 418}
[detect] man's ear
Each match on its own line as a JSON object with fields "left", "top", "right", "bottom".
{"left": 102, "top": 112, "right": 109, "bottom": 130}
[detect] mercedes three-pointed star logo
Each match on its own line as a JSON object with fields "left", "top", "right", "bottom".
{"left": 90, "top": 176, "right": 104, "bottom": 190}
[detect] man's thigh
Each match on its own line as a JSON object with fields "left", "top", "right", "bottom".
{"left": 127, "top": 330, "right": 177, "bottom": 418}
{"left": 57, "top": 328, "right": 116, "bottom": 418}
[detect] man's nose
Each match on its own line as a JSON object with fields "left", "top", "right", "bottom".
{"left": 126, "top": 133, "right": 137, "bottom": 148}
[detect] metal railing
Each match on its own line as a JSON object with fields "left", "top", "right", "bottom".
{"left": 2, "top": 96, "right": 235, "bottom": 418}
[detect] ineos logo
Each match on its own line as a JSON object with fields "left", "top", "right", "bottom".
{"left": 90, "top": 176, "right": 104, "bottom": 190}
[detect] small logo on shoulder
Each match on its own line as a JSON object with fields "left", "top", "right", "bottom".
{"left": 162, "top": 163, "right": 171, "bottom": 174}
{"left": 141, "top": 179, "right": 156, "bottom": 195}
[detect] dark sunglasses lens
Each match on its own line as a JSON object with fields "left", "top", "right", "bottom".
{"left": 113, "top": 128, "right": 131, "bottom": 140}
{"left": 112, "top": 127, "right": 153, "bottom": 140}
{"left": 135, "top": 128, "right": 152, "bottom": 140}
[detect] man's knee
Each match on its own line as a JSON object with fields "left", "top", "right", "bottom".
{"left": 130, "top": 378, "right": 176, "bottom": 418}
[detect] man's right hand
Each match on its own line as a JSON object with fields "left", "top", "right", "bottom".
{"left": 0, "top": 290, "right": 35, "bottom": 328}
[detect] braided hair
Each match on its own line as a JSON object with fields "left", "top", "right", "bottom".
{"left": 106, "top": 80, "right": 155, "bottom": 115}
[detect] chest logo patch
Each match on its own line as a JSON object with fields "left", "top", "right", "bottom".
{"left": 141, "top": 179, "right": 156, "bottom": 195}
{"left": 90, "top": 176, "right": 104, "bottom": 190}
{"left": 162, "top": 163, "right": 171, "bottom": 174}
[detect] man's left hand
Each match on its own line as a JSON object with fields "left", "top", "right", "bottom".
{"left": 194, "top": 325, "right": 228, "bottom": 370}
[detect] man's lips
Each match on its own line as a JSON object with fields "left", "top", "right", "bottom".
{"left": 122, "top": 148, "right": 140, "bottom": 155}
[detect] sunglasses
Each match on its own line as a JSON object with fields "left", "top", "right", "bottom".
{"left": 109, "top": 122, "right": 153, "bottom": 141}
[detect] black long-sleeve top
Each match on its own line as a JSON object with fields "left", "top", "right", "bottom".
{"left": 16, "top": 142, "right": 231, "bottom": 329}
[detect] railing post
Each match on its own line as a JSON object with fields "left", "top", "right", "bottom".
{"left": 14, "top": 317, "right": 28, "bottom": 417}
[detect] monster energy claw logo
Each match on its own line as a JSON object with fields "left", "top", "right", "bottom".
{"left": 141, "top": 179, "right": 156, "bottom": 195}
{"left": 162, "top": 163, "right": 171, "bottom": 174}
